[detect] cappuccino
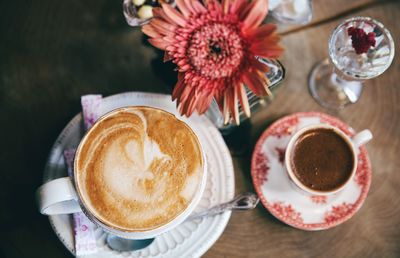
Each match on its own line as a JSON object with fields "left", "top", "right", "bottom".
{"left": 74, "top": 107, "right": 203, "bottom": 232}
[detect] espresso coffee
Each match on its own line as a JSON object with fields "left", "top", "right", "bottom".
{"left": 75, "top": 106, "right": 203, "bottom": 232}
{"left": 290, "top": 128, "right": 354, "bottom": 192}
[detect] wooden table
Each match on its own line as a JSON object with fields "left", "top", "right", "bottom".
{"left": 0, "top": 0, "right": 399, "bottom": 257}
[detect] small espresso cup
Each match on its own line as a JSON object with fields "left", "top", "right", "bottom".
{"left": 36, "top": 106, "right": 208, "bottom": 239}
{"left": 285, "top": 124, "right": 372, "bottom": 196}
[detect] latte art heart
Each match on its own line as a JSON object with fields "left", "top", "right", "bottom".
{"left": 75, "top": 107, "right": 203, "bottom": 231}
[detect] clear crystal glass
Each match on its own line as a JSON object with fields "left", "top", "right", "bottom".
{"left": 269, "top": 0, "right": 313, "bottom": 24}
{"left": 309, "top": 17, "right": 395, "bottom": 109}
{"left": 205, "top": 58, "right": 285, "bottom": 134}
{"left": 123, "top": 0, "right": 175, "bottom": 27}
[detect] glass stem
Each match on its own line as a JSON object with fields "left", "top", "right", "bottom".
{"left": 330, "top": 72, "right": 350, "bottom": 89}
{"left": 329, "top": 69, "right": 364, "bottom": 104}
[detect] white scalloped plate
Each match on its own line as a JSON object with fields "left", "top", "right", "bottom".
{"left": 43, "top": 92, "right": 235, "bottom": 258}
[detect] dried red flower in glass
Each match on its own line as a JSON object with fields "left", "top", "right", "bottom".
{"left": 348, "top": 27, "right": 376, "bottom": 54}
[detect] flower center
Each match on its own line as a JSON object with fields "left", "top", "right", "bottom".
{"left": 209, "top": 43, "right": 222, "bottom": 55}
{"left": 187, "top": 22, "right": 244, "bottom": 79}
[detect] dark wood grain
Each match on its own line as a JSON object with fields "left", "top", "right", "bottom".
{"left": 0, "top": 0, "right": 399, "bottom": 257}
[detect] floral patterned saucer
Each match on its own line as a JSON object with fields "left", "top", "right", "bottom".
{"left": 251, "top": 112, "right": 372, "bottom": 230}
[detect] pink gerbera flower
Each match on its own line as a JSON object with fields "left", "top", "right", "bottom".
{"left": 142, "top": 0, "right": 283, "bottom": 124}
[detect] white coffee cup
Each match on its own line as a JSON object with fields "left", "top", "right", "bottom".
{"left": 285, "top": 124, "right": 372, "bottom": 196}
{"left": 36, "top": 107, "right": 208, "bottom": 239}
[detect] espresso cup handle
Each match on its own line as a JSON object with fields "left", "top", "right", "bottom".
{"left": 36, "top": 177, "right": 82, "bottom": 215}
{"left": 351, "top": 129, "right": 373, "bottom": 149}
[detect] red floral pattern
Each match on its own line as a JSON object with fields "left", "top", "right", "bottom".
{"left": 275, "top": 147, "right": 286, "bottom": 164}
{"left": 254, "top": 152, "right": 270, "bottom": 184}
{"left": 354, "top": 153, "right": 370, "bottom": 187}
{"left": 271, "top": 202, "right": 303, "bottom": 224}
{"left": 251, "top": 112, "right": 372, "bottom": 230}
{"left": 269, "top": 116, "right": 299, "bottom": 138}
{"left": 310, "top": 195, "right": 328, "bottom": 204}
{"left": 324, "top": 203, "right": 355, "bottom": 223}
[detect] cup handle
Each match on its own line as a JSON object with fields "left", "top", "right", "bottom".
{"left": 36, "top": 177, "right": 82, "bottom": 215}
{"left": 351, "top": 129, "right": 373, "bottom": 149}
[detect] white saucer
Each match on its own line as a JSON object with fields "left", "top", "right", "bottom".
{"left": 43, "top": 92, "right": 235, "bottom": 257}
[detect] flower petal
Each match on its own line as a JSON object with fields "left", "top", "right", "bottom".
{"left": 230, "top": 0, "right": 247, "bottom": 15}
{"left": 175, "top": 0, "right": 191, "bottom": 18}
{"left": 230, "top": 86, "right": 240, "bottom": 124}
{"left": 177, "top": 86, "right": 192, "bottom": 113}
{"left": 178, "top": 63, "right": 191, "bottom": 72}
{"left": 180, "top": 82, "right": 195, "bottom": 104}
{"left": 172, "top": 73, "right": 186, "bottom": 100}
{"left": 251, "top": 33, "right": 281, "bottom": 48}
{"left": 162, "top": 36, "right": 176, "bottom": 44}
{"left": 249, "top": 56, "right": 270, "bottom": 73}
{"left": 222, "top": 0, "right": 230, "bottom": 14}
{"left": 242, "top": 0, "right": 268, "bottom": 30}
{"left": 264, "top": 77, "right": 272, "bottom": 96}
{"left": 197, "top": 91, "right": 214, "bottom": 114}
{"left": 148, "top": 38, "right": 169, "bottom": 50}
{"left": 183, "top": 0, "right": 198, "bottom": 14}
{"left": 187, "top": 90, "right": 201, "bottom": 116}
{"left": 142, "top": 24, "right": 161, "bottom": 38}
{"left": 207, "top": 0, "right": 222, "bottom": 13}
{"left": 192, "top": 0, "right": 207, "bottom": 13}
{"left": 258, "top": 71, "right": 272, "bottom": 96}
{"left": 161, "top": 3, "right": 187, "bottom": 27}
{"left": 242, "top": 71, "right": 267, "bottom": 96}
{"left": 238, "top": 0, "right": 253, "bottom": 20}
{"left": 245, "top": 23, "right": 277, "bottom": 39}
{"left": 236, "top": 83, "right": 250, "bottom": 117}
{"left": 180, "top": 86, "right": 196, "bottom": 116}
{"left": 213, "top": 87, "right": 225, "bottom": 112}
{"left": 223, "top": 91, "right": 230, "bottom": 124}
{"left": 251, "top": 44, "right": 284, "bottom": 59}
{"left": 152, "top": 8, "right": 177, "bottom": 26}
{"left": 163, "top": 51, "right": 173, "bottom": 62}
{"left": 151, "top": 18, "right": 177, "bottom": 35}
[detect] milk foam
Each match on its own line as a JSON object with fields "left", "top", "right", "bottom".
{"left": 180, "top": 168, "right": 202, "bottom": 201}
{"left": 75, "top": 107, "right": 203, "bottom": 231}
